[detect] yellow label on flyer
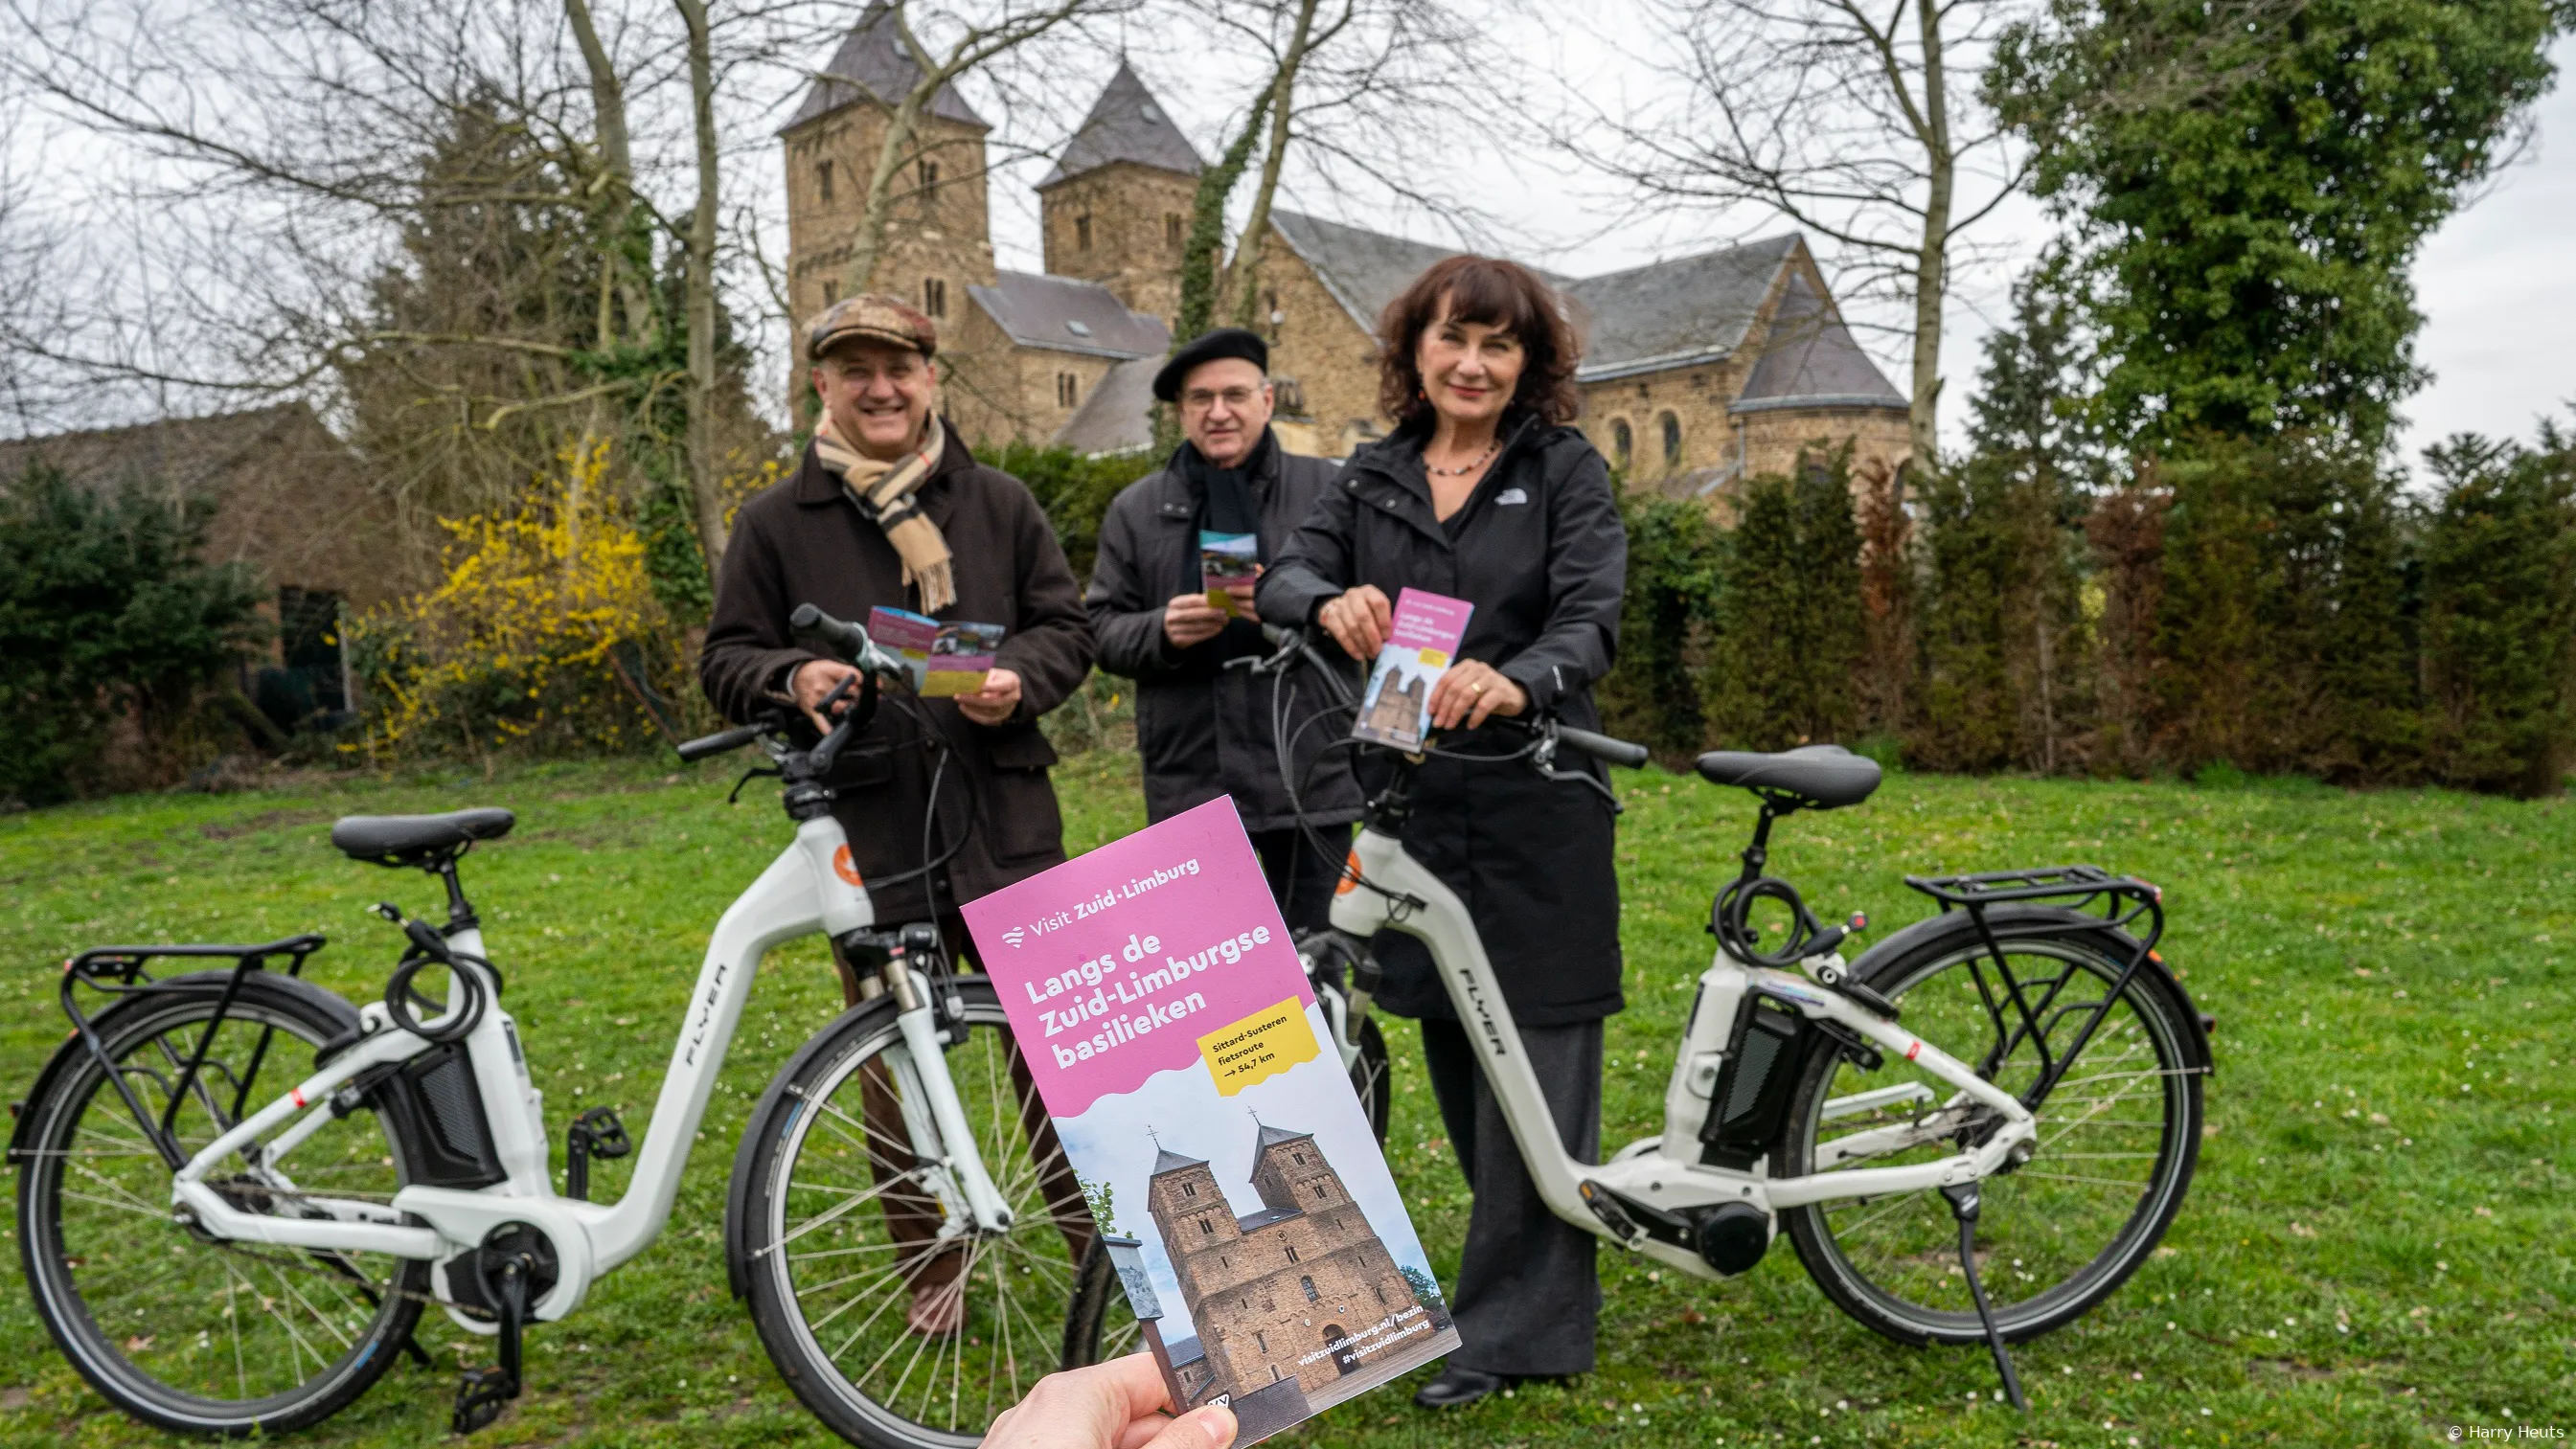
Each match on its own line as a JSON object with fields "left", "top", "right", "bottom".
{"left": 1416, "top": 647, "right": 1449, "bottom": 668}
{"left": 1196, "top": 997, "right": 1319, "bottom": 1096}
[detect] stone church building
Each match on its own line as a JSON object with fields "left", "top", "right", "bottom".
{"left": 1145, "top": 1123, "right": 1423, "bottom": 1407}
{"left": 780, "top": 15, "right": 1910, "bottom": 492}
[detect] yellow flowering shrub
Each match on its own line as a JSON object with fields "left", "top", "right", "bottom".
{"left": 350, "top": 443, "right": 706, "bottom": 760}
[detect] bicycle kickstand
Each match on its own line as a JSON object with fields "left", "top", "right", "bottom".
{"left": 1939, "top": 1183, "right": 2028, "bottom": 1413}
{"left": 452, "top": 1251, "right": 532, "bottom": 1435}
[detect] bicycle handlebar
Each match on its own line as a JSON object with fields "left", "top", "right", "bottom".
{"left": 675, "top": 723, "right": 764, "bottom": 763}
{"left": 1557, "top": 725, "right": 1651, "bottom": 769}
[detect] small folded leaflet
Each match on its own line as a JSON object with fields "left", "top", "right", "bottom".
{"left": 1350, "top": 588, "right": 1473, "bottom": 751}
{"left": 867, "top": 605, "right": 1004, "bottom": 697}
{"left": 1199, "top": 532, "right": 1260, "bottom": 618}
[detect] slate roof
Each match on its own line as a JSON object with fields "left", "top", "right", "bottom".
{"left": 0, "top": 404, "right": 329, "bottom": 501}
{"left": 1561, "top": 236, "right": 1801, "bottom": 379}
{"left": 1050, "top": 355, "right": 1161, "bottom": 454}
{"left": 1236, "top": 1205, "right": 1306, "bottom": 1232}
{"left": 783, "top": 4, "right": 988, "bottom": 135}
{"left": 1038, "top": 60, "right": 1203, "bottom": 188}
{"left": 1254, "top": 1122, "right": 1314, "bottom": 1152}
{"left": 968, "top": 271, "right": 1171, "bottom": 360}
{"left": 1150, "top": 1146, "right": 1209, "bottom": 1177}
{"left": 1267, "top": 210, "right": 1470, "bottom": 334}
{"left": 1731, "top": 272, "right": 1906, "bottom": 411}
{"left": 1264, "top": 214, "right": 1897, "bottom": 400}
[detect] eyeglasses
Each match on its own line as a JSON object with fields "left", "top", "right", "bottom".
{"left": 1181, "top": 387, "right": 1264, "bottom": 412}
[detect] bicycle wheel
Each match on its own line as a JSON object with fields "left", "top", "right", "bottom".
{"left": 1775, "top": 907, "right": 2204, "bottom": 1346}
{"left": 1348, "top": 1012, "right": 1392, "bottom": 1144}
{"left": 15, "top": 972, "right": 429, "bottom": 1435}
{"left": 733, "top": 979, "right": 1106, "bottom": 1449}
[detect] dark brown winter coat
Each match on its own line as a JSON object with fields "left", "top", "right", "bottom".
{"left": 699, "top": 424, "right": 1095, "bottom": 921}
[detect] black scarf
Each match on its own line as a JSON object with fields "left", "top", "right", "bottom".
{"left": 1181, "top": 428, "right": 1272, "bottom": 543}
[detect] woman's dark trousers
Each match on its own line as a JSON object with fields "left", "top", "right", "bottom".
{"left": 1418, "top": 1015, "right": 1603, "bottom": 1378}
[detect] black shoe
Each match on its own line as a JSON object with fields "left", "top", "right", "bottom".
{"left": 1413, "top": 1367, "right": 1504, "bottom": 1409}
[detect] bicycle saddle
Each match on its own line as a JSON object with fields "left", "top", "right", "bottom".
{"left": 1693, "top": 744, "right": 1882, "bottom": 810}
{"left": 331, "top": 808, "right": 517, "bottom": 866}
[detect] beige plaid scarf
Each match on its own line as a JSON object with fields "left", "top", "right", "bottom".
{"left": 812, "top": 413, "right": 956, "bottom": 614}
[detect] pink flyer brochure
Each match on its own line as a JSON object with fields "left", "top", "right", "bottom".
{"left": 866, "top": 605, "right": 1004, "bottom": 697}
{"left": 961, "top": 798, "right": 1460, "bottom": 1443}
{"left": 1350, "top": 587, "right": 1473, "bottom": 751}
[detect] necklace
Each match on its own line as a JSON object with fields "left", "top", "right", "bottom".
{"left": 1426, "top": 437, "right": 1499, "bottom": 478}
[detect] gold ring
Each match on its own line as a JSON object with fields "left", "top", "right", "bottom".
{"left": 1470, "top": 681, "right": 1486, "bottom": 694}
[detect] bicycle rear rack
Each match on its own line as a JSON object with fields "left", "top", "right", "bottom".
{"left": 47, "top": 936, "right": 328, "bottom": 1171}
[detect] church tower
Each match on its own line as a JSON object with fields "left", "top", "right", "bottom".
{"left": 1249, "top": 1123, "right": 1347, "bottom": 1215}
{"left": 1146, "top": 1143, "right": 1236, "bottom": 1303}
{"left": 1037, "top": 61, "right": 1205, "bottom": 328}
{"left": 778, "top": 4, "right": 996, "bottom": 327}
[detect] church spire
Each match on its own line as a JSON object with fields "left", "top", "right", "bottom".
{"left": 1038, "top": 59, "right": 1205, "bottom": 188}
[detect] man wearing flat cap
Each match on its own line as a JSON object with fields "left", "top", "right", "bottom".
{"left": 700, "top": 297, "right": 1095, "bottom": 1330}
{"left": 1085, "top": 328, "right": 1360, "bottom": 932}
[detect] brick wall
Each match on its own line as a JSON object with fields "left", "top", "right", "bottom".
{"left": 781, "top": 106, "right": 995, "bottom": 324}
{"left": 1254, "top": 238, "right": 1387, "bottom": 456}
{"left": 1038, "top": 163, "right": 1198, "bottom": 328}
{"left": 938, "top": 298, "right": 1126, "bottom": 449}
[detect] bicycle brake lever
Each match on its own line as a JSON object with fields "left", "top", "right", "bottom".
{"left": 1539, "top": 762, "right": 1625, "bottom": 815}
{"left": 726, "top": 765, "right": 783, "bottom": 805}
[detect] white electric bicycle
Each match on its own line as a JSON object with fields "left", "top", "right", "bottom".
{"left": 1245, "top": 624, "right": 2211, "bottom": 1405}
{"left": 12, "top": 605, "right": 1391, "bottom": 1448}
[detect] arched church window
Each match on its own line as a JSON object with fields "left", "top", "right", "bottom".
{"left": 1197, "top": 1217, "right": 1214, "bottom": 1236}
{"left": 1311, "top": 1182, "right": 1329, "bottom": 1202}
{"left": 1610, "top": 418, "right": 1632, "bottom": 470}
{"left": 1284, "top": 1243, "right": 1300, "bottom": 1263}
{"left": 1660, "top": 411, "right": 1682, "bottom": 469}
{"left": 923, "top": 277, "right": 946, "bottom": 318}
{"left": 1166, "top": 214, "right": 1184, "bottom": 251}
{"left": 1300, "top": 1275, "right": 1319, "bottom": 1302}
{"left": 1076, "top": 214, "right": 1093, "bottom": 251}
{"left": 1180, "top": 1181, "right": 1197, "bottom": 1199}
{"left": 917, "top": 157, "right": 939, "bottom": 191}
{"left": 816, "top": 159, "right": 834, "bottom": 203}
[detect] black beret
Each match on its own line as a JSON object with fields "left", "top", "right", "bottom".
{"left": 1152, "top": 328, "right": 1269, "bottom": 403}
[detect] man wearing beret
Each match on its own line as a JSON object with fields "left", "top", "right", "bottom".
{"left": 700, "top": 297, "right": 1095, "bottom": 1332}
{"left": 1085, "top": 328, "right": 1360, "bottom": 932}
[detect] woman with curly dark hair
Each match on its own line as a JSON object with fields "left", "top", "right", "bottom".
{"left": 1257, "top": 255, "right": 1628, "bottom": 1410}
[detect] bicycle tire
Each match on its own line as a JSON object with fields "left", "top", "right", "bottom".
{"left": 1774, "top": 906, "right": 2204, "bottom": 1347}
{"left": 1349, "top": 1012, "right": 1392, "bottom": 1144}
{"left": 15, "top": 971, "right": 431, "bottom": 1436}
{"left": 732, "top": 979, "right": 1104, "bottom": 1449}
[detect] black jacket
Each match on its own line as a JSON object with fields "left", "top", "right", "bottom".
{"left": 699, "top": 423, "right": 1095, "bottom": 921}
{"left": 1257, "top": 411, "right": 1630, "bottom": 1025}
{"left": 1086, "top": 435, "right": 1362, "bottom": 831}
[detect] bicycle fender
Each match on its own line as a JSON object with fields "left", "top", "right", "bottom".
{"left": 1843, "top": 905, "right": 2212, "bottom": 1075}
{"left": 722, "top": 991, "right": 906, "bottom": 1302}
{"left": 10, "top": 968, "right": 363, "bottom": 1165}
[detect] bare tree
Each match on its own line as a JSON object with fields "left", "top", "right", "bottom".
{"left": 832, "top": 0, "right": 1132, "bottom": 296}
{"left": 1572, "top": 0, "right": 2036, "bottom": 465}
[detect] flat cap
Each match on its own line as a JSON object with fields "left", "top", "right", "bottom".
{"left": 1152, "top": 328, "right": 1268, "bottom": 403}
{"left": 806, "top": 294, "right": 938, "bottom": 363}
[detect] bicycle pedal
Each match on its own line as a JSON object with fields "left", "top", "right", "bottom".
{"left": 575, "top": 1106, "right": 630, "bottom": 1158}
{"left": 450, "top": 1366, "right": 516, "bottom": 1435}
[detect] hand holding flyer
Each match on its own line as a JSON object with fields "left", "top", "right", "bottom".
{"left": 867, "top": 605, "right": 1005, "bottom": 697}
{"left": 1350, "top": 588, "right": 1474, "bottom": 751}
{"left": 962, "top": 800, "right": 1459, "bottom": 1445}
{"left": 1198, "top": 532, "right": 1260, "bottom": 618}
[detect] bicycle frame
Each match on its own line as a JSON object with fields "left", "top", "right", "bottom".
{"left": 161, "top": 809, "right": 1015, "bottom": 1327}
{"left": 1328, "top": 824, "right": 2039, "bottom": 1284}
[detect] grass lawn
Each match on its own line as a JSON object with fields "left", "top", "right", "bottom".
{"left": 0, "top": 749, "right": 2567, "bottom": 1448}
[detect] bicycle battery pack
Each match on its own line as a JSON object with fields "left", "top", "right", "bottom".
{"left": 1698, "top": 990, "right": 1812, "bottom": 1170}
{"left": 358, "top": 1042, "right": 507, "bottom": 1189}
